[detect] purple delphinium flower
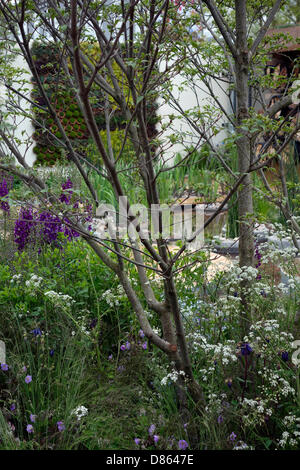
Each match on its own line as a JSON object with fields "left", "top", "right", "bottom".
{"left": 255, "top": 247, "right": 262, "bottom": 269}
{"left": 14, "top": 207, "right": 36, "bottom": 251}
{"left": 25, "top": 375, "right": 32, "bottom": 384}
{"left": 120, "top": 344, "right": 126, "bottom": 351}
{"left": 31, "top": 328, "right": 42, "bottom": 337}
{"left": 89, "top": 318, "right": 97, "bottom": 330}
{"left": 0, "top": 178, "right": 9, "bottom": 197}
{"left": 0, "top": 178, "right": 10, "bottom": 213}
{"left": 61, "top": 179, "right": 73, "bottom": 191}
{"left": 63, "top": 217, "right": 80, "bottom": 241}
{"left": 153, "top": 435, "right": 159, "bottom": 443}
{"left": 281, "top": 351, "right": 289, "bottom": 362}
{"left": 26, "top": 424, "right": 34, "bottom": 434}
{"left": 148, "top": 424, "right": 156, "bottom": 436}
{"left": 38, "top": 211, "right": 63, "bottom": 245}
{"left": 49, "top": 349, "right": 55, "bottom": 357}
{"left": 139, "top": 329, "right": 145, "bottom": 338}
{"left": 14, "top": 203, "right": 81, "bottom": 252}
{"left": 225, "top": 378, "right": 233, "bottom": 388}
{"left": 241, "top": 343, "right": 252, "bottom": 356}
{"left": 59, "top": 193, "right": 72, "bottom": 205}
{"left": 142, "top": 341, "right": 147, "bottom": 350}
{"left": 57, "top": 421, "right": 65, "bottom": 432}
{"left": 10, "top": 404, "right": 16, "bottom": 412}
{"left": 178, "top": 439, "right": 189, "bottom": 450}
{"left": 60, "top": 179, "right": 73, "bottom": 204}
{"left": 1, "top": 363, "right": 9, "bottom": 371}
{"left": 30, "top": 414, "right": 36, "bottom": 423}
{"left": 0, "top": 201, "right": 10, "bottom": 213}
{"left": 134, "top": 438, "right": 141, "bottom": 445}
{"left": 229, "top": 432, "right": 237, "bottom": 442}
{"left": 125, "top": 341, "right": 131, "bottom": 350}
{"left": 217, "top": 415, "right": 224, "bottom": 424}
{"left": 108, "top": 354, "right": 113, "bottom": 361}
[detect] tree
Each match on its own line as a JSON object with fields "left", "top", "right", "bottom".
{"left": 0, "top": 0, "right": 299, "bottom": 419}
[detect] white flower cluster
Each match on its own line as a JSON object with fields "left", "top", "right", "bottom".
{"left": 102, "top": 284, "right": 126, "bottom": 307}
{"left": 10, "top": 274, "right": 22, "bottom": 284}
{"left": 259, "top": 238, "right": 298, "bottom": 266}
{"left": 152, "top": 327, "right": 162, "bottom": 336}
{"left": 186, "top": 332, "right": 237, "bottom": 366}
{"left": 259, "top": 370, "right": 295, "bottom": 397}
{"left": 278, "top": 413, "right": 300, "bottom": 448}
{"left": 227, "top": 265, "right": 259, "bottom": 284}
{"left": 241, "top": 370, "right": 295, "bottom": 428}
{"left": 247, "top": 320, "right": 294, "bottom": 359}
{"left": 232, "top": 441, "right": 253, "bottom": 450}
{"left": 25, "top": 274, "right": 43, "bottom": 292}
{"left": 204, "top": 392, "right": 228, "bottom": 415}
{"left": 71, "top": 405, "right": 88, "bottom": 421}
{"left": 44, "top": 290, "right": 75, "bottom": 308}
{"left": 161, "top": 369, "right": 186, "bottom": 386}
{"left": 241, "top": 397, "right": 273, "bottom": 425}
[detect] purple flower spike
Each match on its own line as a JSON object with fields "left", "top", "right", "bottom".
{"left": 57, "top": 421, "right": 65, "bottom": 432}
{"left": 241, "top": 343, "right": 252, "bottom": 356}
{"left": 26, "top": 424, "right": 34, "bottom": 434}
{"left": 148, "top": 424, "right": 156, "bottom": 436}
{"left": 281, "top": 351, "right": 289, "bottom": 362}
{"left": 178, "top": 439, "right": 188, "bottom": 450}
{"left": 0, "top": 178, "right": 10, "bottom": 213}
{"left": 31, "top": 328, "right": 42, "bottom": 337}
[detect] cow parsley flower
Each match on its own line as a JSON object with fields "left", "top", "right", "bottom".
{"left": 71, "top": 405, "right": 88, "bottom": 421}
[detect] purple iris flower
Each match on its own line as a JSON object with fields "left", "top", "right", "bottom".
{"left": 281, "top": 351, "right": 289, "bottom": 362}
{"left": 31, "top": 328, "right": 42, "bottom": 337}
{"left": 57, "top": 421, "right": 65, "bottom": 432}
{"left": 241, "top": 343, "right": 252, "bottom": 356}
{"left": 178, "top": 440, "right": 188, "bottom": 450}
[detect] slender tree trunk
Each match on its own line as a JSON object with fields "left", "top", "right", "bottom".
{"left": 235, "top": 1, "right": 254, "bottom": 334}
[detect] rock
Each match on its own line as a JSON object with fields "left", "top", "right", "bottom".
{"left": 210, "top": 237, "right": 239, "bottom": 255}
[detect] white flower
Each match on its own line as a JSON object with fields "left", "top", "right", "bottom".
{"left": 44, "top": 290, "right": 75, "bottom": 308}
{"left": 71, "top": 405, "right": 88, "bottom": 421}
